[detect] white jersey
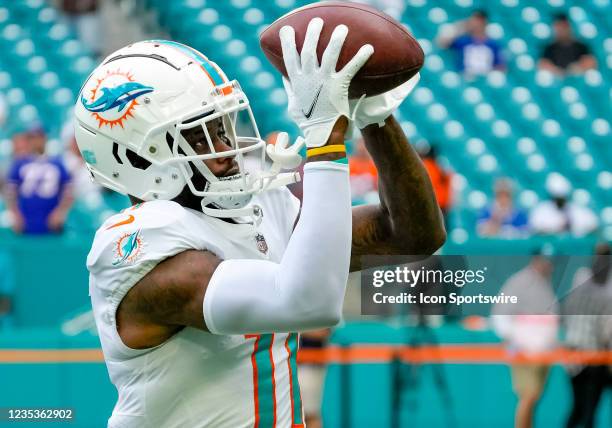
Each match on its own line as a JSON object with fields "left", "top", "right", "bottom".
{"left": 87, "top": 188, "right": 305, "bottom": 428}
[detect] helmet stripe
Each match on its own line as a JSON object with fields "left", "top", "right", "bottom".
{"left": 148, "top": 40, "right": 225, "bottom": 86}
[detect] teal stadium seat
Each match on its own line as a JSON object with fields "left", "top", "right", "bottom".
{"left": 0, "top": 1, "right": 92, "bottom": 136}
{"left": 0, "top": 0, "right": 608, "bottom": 239}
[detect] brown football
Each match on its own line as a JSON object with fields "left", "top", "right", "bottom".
{"left": 259, "top": 1, "right": 424, "bottom": 98}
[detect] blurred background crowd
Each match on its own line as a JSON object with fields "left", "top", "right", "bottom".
{"left": 0, "top": 0, "right": 610, "bottom": 427}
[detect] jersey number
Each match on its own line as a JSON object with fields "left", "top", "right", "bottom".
{"left": 19, "top": 163, "right": 61, "bottom": 198}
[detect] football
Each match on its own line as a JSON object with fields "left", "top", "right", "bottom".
{"left": 259, "top": 1, "right": 424, "bottom": 98}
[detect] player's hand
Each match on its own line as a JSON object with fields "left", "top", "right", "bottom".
{"left": 280, "top": 17, "right": 373, "bottom": 148}
{"left": 10, "top": 210, "right": 24, "bottom": 234}
{"left": 349, "top": 73, "right": 420, "bottom": 129}
{"left": 47, "top": 208, "right": 67, "bottom": 231}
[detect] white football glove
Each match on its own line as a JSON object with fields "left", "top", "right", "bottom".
{"left": 280, "top": 17, "right": 374, "bottom": 147}
{"left": 349, "top": 73, "right": 421, "bottom": 129}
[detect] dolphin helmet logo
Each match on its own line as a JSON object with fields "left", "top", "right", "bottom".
{"left": 82, "top": 69, "right": 153, "bottom": 129}
{"left": 82, "top": 82, "right": 153, "bottom": 113}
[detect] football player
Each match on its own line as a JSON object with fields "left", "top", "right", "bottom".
{"left": 75, "top": 19, "right": 444, "bottom": 428}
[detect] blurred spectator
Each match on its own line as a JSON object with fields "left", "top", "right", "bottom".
{"left": 418, "top": 144, "right": 452, "bottom": 227}
{"left": 61, "top": 119, "right": 102, "bottom": 203}
{"left": 492, "top": 251, "right": 559, "bottom": 428}
{"left": 437, "top": 10, "right": 505, "bottom": 77}
{"left": 478, "top": 178, "right": 528, "bottom": 238}
{"left": 562, "top": 243, "right": 612, "bottom": 428}
{"left": 5, "top": 125, "right": 74, "bottom": 234}
{"left": 539, "top": 13, "right": 597, "bottom": 76}
{"left": 349, "top": 138, "right": 378, "bottom": 203}
{"left": 60, "top": 0, "right": 104, "bottom": 57}
{"left": 298, "top": 328, "right": 331, "bottom": 428}
{"left": 530, "top": 173, "right": 598, "bottom": 237}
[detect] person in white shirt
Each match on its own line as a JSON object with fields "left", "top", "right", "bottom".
{"left": 530, "top": 172, "right": 598, "bottom": 237}
{"left": 492, "top": 252, "right": 559, "bottom": 428}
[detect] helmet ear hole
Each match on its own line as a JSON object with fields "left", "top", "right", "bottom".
{"left": 125, "top": 149, "right": 152, "bottom": 170}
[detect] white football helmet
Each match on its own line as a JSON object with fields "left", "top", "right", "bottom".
{"left": 74, "top": 40, "right": 300, "bottom": 220}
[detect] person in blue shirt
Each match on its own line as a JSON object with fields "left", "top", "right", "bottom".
{"left": 438, "top": 10, "right": 505, "bottom": 77}
{"left": 5, "top": 124, "right": 74, "bottom": 234}
{"left": 477, "top": 178, "right": 528, "bottom": 237}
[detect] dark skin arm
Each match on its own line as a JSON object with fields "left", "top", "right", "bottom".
{"left": 116, "top": 250, "right": 221, "bottom": 347}
{"left": 349, "top": 115, "right": 446, "bottom": 271}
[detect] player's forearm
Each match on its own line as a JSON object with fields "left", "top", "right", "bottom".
{"left": 282, "top": 118, "right": 351, "bottom": 324}
{"left": 306, "top": 116, "right": 349, "bottom": 163}
{"left": 204, "top": 162, "right": 351, "bottom": 333}
{"left": 361, "top": 115, "right": 446, "bottom": 254}
{"left": 282, "top": 163, "right": 352, "bottom": 322}
{"left": 56, "top": 185, "right": 75, "bottom": 213}
{"left": 204, "top": 121, "right": 352, "bottom": 334}
{"left": 538, "top": 59, "right": 563, "bottom": 75}
{"left": 5, "top": 184, "right": 19, "bottom": 212}
{"left": 578, "top": 55, "right": 597, "bottom": 71}
{"left": 436, "top": 22, "right": 460, "bottom": 47}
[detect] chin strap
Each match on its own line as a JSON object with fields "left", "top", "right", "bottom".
{"left": 253, "top": 171, "right": 301, "bottom": 192}
{"left": 201, "top": 203, "right": 265, "bottom": 226}
{"left": 201, "top": 171, "right": 301, "bottom": 226}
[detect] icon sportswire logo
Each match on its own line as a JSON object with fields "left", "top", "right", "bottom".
{"left": 301, "top": 85, "right": 323, "bottom": 119}
{"left": 81, "top": 69, "right": 153, "bottom": 129}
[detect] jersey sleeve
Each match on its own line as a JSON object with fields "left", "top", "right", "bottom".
{"left": 492, "top": 42, "right": 504, "bottom": 66}
{"left": 87, "top": 201, "right": 220, "bottom": 330}
{"left": 449, "top": 35, "right": 467, "bottom": 50}
{"left": 576, "top": 41, "right": 591, "bottom": 58}
{"left": 7, "top": 160, "right": 22, "bottom": 184}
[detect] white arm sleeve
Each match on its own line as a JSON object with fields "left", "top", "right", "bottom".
{"left": 203, "top": 161, "right": 352, "bottom": 334}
